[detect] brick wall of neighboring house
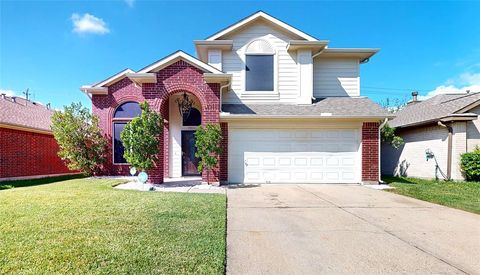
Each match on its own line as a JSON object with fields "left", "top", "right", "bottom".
{"left": 92, "top": 60, "right": 221, "bottom": 183}
{"left": 362, "top": 122, "right": 379, "bottom": 182}
{"left": 0, "top": 128, "right": 71, "bottom": 179}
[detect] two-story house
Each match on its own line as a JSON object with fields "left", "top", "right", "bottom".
{"left": 81, "top": 11, "right": 391, "bottom": 184}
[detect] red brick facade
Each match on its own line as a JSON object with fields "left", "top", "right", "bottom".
{"left": 90, "top": 60, "right": 381, "bottom": 185}
{"left": 219, "top": 122, "right": 228, "bottom": 183}
{"left": 92, "top": 60, "right": 220, "bottom": 184}
{"left": 0, "top": 128, "right": 71, "bottom": 179}
{"left": 362, "top": 122, "right": 380, "bottom": 182}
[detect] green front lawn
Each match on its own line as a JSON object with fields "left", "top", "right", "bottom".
{"left": 383, "top": 176, "right": 480, "bottom": 214}
{"left": 0, "top": 178, "right": 226, "bottom": 274}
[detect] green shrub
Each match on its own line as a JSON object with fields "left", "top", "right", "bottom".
{"left": 195, "top": 124, "right": 222, "bottom": 184}
{"left": 51, "top": 102, "right": 106, "bottom": 176}
{"left": 460, "top": 147, "right": 480, "bottom": 181}
{"left": 120, "top": 102, "right": 163, "bottom": 171}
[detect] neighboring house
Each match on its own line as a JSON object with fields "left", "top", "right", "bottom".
{"left": 0, "top": 94, "right": 73, "bottom": 180}
{"left": 81, "top": 11, "right": 391, "bottom": 184}
{"left": 382, "top": 92, "right": 480, "bottom": 180}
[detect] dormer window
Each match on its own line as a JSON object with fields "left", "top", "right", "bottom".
{"left": 245, "top": 39, "right": 275, "bottom": 92}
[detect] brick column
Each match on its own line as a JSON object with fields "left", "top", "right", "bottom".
{"left": 148, "top": 133, "right": 163, "bottom": 184}
{"left": 219, "top": 122, "right": 228, "bottom": 183}
{"left": 362, "top": 122, "right": 379, "bottom": 183}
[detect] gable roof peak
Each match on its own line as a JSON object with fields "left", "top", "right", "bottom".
{"left": 206, "top": 11, "right": 318, "bottom": 41}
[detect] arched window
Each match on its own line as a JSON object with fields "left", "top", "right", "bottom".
{"left": 183, "top": 107, "right": 201, "bottom": 126}
{"left": 113, "top": 101, "right": 141, "bottom": 164}
{"left": 114, "top": 101, "right": 141, "bottom": 118}
{"left": 245, "top": 39, "right": 275, "bottom": 92}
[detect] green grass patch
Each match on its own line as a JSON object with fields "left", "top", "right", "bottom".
{"left": 383, "top": 176, "right": 480, "bottom": 214}
{"left": 0, "top": 178, "right": 226, "bottom": 274}
{"left": 0, "top": 174, "right": 85, "bottom": 189}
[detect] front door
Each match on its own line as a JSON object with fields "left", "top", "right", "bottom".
{"left": 181, "top": 131, "right": 201, "bottom": 176}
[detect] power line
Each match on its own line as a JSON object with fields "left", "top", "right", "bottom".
{"left": 361, "top": 86, "right": 432, "bottom": 92}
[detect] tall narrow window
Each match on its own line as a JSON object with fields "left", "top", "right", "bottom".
{"left": 246, "top": 55, "right": 274, "bottom": 91}
{"left": 244, "top": 39, "right": 275, "bottom": 92}
{"left": 113, "top": 101, "right": 141, "bottom": 164}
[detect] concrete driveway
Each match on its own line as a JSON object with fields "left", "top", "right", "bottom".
{"left": 227, "top": 184, "right": 480, "bottom": 275}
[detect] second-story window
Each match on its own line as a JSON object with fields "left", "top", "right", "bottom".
{"left": 245, "top": 39, "right": 275, "bottom": 92}
{"left": 246, "top": 55, "right": 273, "bottom": 91}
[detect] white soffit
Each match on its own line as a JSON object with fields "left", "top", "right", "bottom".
{"left": 194, "top": 40, "right": 233, "bottom": 62}
{"left": 93, "top": 68, "right": 135, "bottom": 88}
{"left": 125, "top": 73, "right": 157, "bottom": 85}
{"left": 287, "top": 40, "right": 329, "bottom": 52}
{"left": 318, "top": 48, "right": 380, "bottom": 59}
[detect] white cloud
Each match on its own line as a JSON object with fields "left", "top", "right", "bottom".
{"left": 125, "top": 0, "right": 135, "bottom": 7}
{"left": 418, "top": 72, "right": 480, "bottom": 100}
{"left": 0, "top": 89, "right": 17, "bottom": 97}
{"left": 71, "top": 13, "right": 110, "bottom": 35}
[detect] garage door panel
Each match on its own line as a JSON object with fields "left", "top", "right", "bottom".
{"left": 229, "top": 128, "right": 360, "bottom": 184}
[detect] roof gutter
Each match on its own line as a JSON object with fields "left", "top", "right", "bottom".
{"left": 220, "top": 113, "right": 395, "bottom": 120}
{"left": 394, "top": 113, "right": 478, "bottom": 129}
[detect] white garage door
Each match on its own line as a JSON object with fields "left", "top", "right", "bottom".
{"left": 229, "top": 128, "right": 361, "bottom": 184}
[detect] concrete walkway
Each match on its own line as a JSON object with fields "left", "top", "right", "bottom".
{"left": 114, "top": 177, "right": 225, "bottom": 194}
{"left": 227, "top": 184, "right": 480, "bottom": 275}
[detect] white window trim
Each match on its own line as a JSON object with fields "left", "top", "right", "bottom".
{"left": 112, "top": 102, "right": 142, "bottom": 165}
{"left": 112, "top": 121, "right": 130, "bottom": 165}
{"left": 240, "top": 39, "right": 279, "bottom": 98}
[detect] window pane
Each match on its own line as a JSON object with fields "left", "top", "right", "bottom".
{"left": 113, "top": 123, "right": 127, "bottom": 164}
{"left": 114, "top": 102, "right": 141, "bottom": 118}
{"left": 183, "top": 108, "right": 201, "bottom": 126}
{"left": 246, "top": 55, "right": 273, "bottom": 91}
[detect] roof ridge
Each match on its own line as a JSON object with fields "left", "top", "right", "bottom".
{"left": 439, "top": 92, "right": 477, "bottom": 104}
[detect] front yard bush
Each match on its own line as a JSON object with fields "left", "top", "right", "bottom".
{"left": 460, "top": 147, "right": 480, "bottom": 181}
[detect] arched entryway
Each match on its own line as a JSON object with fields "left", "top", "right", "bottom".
{"left": 161, "top": 91, "right": 203, "bottom": 178}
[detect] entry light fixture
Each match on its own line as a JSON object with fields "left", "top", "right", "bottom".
{"left": 175, "top": 91, "right": 193, "bottom": 119}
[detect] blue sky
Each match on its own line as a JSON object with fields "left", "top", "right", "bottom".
{"left": 1, "top": 1, "right": 479, "bottom": 109}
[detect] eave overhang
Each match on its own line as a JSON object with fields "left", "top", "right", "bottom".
{"left": 316, "top": 48, "right": 380, "bottom": 60}
{"left": 287, "top": 40, "right": 329, "bottom": 55}
{"left": 194, "top": 40, "right": 233, "bottom": 62}
{"left": 220, "top": 113, "right": 395, "bottom": 121}
{"left": 395, "top": 113, "right": 478, "bottom": 129}
{"left": 0, "top": 122, "right": 53, "bottom": 135}
{"left": 80, "top": 86, "right": 108, "bottom": 95}
{"left": 125, "top": 73, "right": 157, "bottom": 85}
{"left": 203, "top": 73, "right": 232, "bottom": 83}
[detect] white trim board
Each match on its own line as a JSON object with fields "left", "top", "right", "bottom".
{"left": 206, "top": 11, "right": 318, "bottom": 42}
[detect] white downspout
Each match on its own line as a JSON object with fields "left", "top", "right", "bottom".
{"left": 219, "top": 82, "right": 230, "bottom": 112}
{"left": 378, "top": 118, "right": 388, "bottom": 183}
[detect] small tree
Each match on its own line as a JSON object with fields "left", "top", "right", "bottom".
{"left": 195, "top": 123, "right": 222, "bottom": 184}
{"left": 51, "top": 102, "right": 106, "bottom": 175}
{"left": 381, "top": 123, "right": 404, "bottom": 149}
{"left": 120, "top": 102, "right": 163, "bottom": 172}
{"left": 380, "top": 97, "right": 406, "bottom": 149}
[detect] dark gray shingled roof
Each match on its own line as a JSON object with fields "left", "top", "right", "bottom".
{"left": 0, "top": 96, "right": 54, "bottom": 132}
{"left": 389, "top": 93, "right": 480, "bottom": 128}
{"left": 222, "top": 97, "right": 391, "bottom": 118}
